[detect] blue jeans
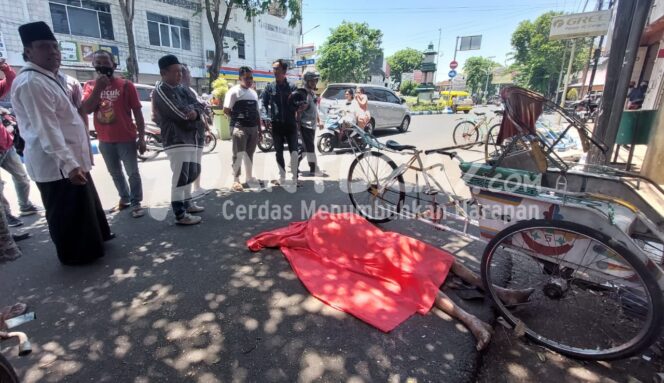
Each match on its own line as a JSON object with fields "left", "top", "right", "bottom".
{"left": 0, "top": 147, "right": 33, "bottom": 215}
{"left": 98, "top": 141, "right": 143, "bottom": 207}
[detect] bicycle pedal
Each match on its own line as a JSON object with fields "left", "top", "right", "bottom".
{"left": 423, "top": 188, "right": 438, "bottom": 195}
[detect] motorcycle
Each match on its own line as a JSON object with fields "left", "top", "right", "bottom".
{"left": 0, "top": 305, "right": 34, "bottom": 383}
{"left": 317, "top": 108, "right": 367, "bottom": 153}
{"left": 569, "top": 96, "right": 599, "bottom": 123}
{"left": 137, "top": 123, "right": 218, "bottom": 161}
{"left": 257, "top": 118, "right": 274, "bottom": 152}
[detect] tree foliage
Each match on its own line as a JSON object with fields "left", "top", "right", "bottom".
{"left": 511, "top": 11, "right": 591, "bottom": 97}
{"left": 203, "top": 0, "right": 301, "bottom": 87}
{"left": 317, "top": 22, "right": 383, "bottom": 83}
{"left": 399, "top": 80, "right": 418, "bottom": 96}
{"left": 387, "top": 48, "right": 422, "bottom": 84}
{"left": 462, "top": 56, "right": 501, "bottom": 96}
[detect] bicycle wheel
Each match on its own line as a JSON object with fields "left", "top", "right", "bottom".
{"left": 453, "top": 121, "right": 479, "bottom": 145}
{"left": 203, "top": 131, "right": 217, "bottom": 153}
{"left": 347, "top": 151, "right": 405, "bottom": 223}
{"left": 481, "top": 219, "right": 663, "bottom": 360}
{"left": 484, "top": 123, "right": 503, "bottom": 162}
{"left": 258, "top": 130, "right": 273, "bottom": 152}
{"left": 0, "top": 353, "right": 19, "bottom": 383}
{"left": 138, "top": 133, "right": 161, "bottom": 161}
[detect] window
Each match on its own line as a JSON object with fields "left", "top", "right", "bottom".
{"left": 385, "top": 91, "right": 401, "bottom": 104}
{"left": 49, "top": 0, "right": 115, "bottom": 40}
{"left": 238, "top": 41, "right": 245, "bottom": 59}
{"left": 321, "top": 86, "right": 347, "bottom": 100}
{"left": 366, "top": 88, "right": 386, "bottom": 102}
{"left": 147, "top": 12, "right": 191, "bottom": 50}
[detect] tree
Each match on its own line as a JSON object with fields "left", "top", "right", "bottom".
{"left": 317, "top": 22, "right": 383, "bottom": 83}
{"left": 462, "top": 56, "right": 501, "bottom": 97}
{"left": 511, "top": 11, "right": 591, "bottom": 97}
{"left": 399, "top": 80, "right": 418, "bottom": 97}
{"left": 203, "top": 1, "right": 301, "bottom": 87}
{"left": 386, "top": 48, "right": 422, "bottom": 84}
{"left": 118, "top": 0, "right": 139, "bottom": 82}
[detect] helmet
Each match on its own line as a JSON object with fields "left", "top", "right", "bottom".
{"left": 303, "top": 71, "right": 320, "bottom": 82}
{"left": 289, "top": 88, "right": 308, "bottom": 110}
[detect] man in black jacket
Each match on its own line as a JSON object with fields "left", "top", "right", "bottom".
{"left": 261, "top": 59, "right": 299, "bottom": 186}
{"left": 152, "top": 55, "right": 206, "bottom": 225}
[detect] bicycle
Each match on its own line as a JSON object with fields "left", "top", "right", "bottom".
{"left": 452, "top": 110, "right": 503, "bottom": 145}
{"left": 343, "top": 87, "right": 664, "bottom": 360}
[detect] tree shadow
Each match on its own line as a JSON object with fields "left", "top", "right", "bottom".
{"left": 1, "top": 181, "right": 493, "bottom": 382}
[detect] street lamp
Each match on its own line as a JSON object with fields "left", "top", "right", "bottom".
{"left": 483, "top": 56, "right": 496, "bottom": 105}
{"left": 301, "top": 24, "right": 320, "bottom": 45}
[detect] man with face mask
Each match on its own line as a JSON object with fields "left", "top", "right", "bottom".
{"left": 81, "top": 50, "right": 146, "bottom": 218}
{"left": 11, "top": 22, "right": 112, "bottom": 265}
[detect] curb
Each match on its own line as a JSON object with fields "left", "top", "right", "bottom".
{"left": 410, "top": 110, "right": 453, "bottom": 116}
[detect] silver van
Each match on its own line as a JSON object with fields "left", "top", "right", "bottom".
{"left": 319, "top": 83, "right": 411, "bottom": 134}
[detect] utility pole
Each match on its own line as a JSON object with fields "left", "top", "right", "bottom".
{"left": 560, "top": 39, "right": 577, "bottom": 107}
{"left": 436, "top": 28, "right": 441, "bottom": 83}
{"left": 555, "top": 43, "right": 569, "bottom": 104}
{"left": 590, "top": 0, "right": 653, "bottom": 164}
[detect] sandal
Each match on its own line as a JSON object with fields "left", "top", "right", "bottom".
{"left": 232, "top": 182, "right": 244, "bottom": 192}
{"left": 131, "top": 206, "right": 145, "bottom": 218}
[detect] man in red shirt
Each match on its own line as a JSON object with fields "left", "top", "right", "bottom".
{"left": 82, "top": 50, "right": 147, "bottom": 218}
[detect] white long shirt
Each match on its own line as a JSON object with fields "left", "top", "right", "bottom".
{"left": 11, "top": 62, "right": 92, "bottom": 183}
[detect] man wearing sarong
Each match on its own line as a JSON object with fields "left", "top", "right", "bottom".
{"left": 11, "top": 22, "right": 112, "bottom": 265}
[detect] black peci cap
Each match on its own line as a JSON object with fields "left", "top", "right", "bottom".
{"left": 18, "top": 22, "right": 56, "bottom": 47}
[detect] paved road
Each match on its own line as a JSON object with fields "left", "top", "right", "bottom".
{"left": 1, "top": 108, "right": 500, "bottom": 382}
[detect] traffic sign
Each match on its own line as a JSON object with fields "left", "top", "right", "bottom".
{"left": 296, "top": 59, "right": 315, "bottom": 66}
{"left": 449, "top": 60, "right": 458, "bottom": 70}
{"left": 448, "top": 70, "right": 457, "bottom": 78}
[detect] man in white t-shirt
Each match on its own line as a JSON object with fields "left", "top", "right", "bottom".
{"left": 223, "top": 66, "right": 261, "bottom": 191}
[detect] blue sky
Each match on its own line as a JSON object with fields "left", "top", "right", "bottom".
{"left": 300, "top": 0, "right": 596, "bottom": 81}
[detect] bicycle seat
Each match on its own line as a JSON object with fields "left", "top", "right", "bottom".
{"left": 385, "top": 140, "right": 416, "bottom": 151}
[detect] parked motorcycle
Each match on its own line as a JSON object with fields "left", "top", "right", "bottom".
{"left": 257, "top": 118, "right": 274, "bottom": 152}
{"left": 570, "top": 97, "right": 599, "bottom": 123}
{"left": 317, "top": 108, "right": 367, "bottom": 153}
{"left": 137, "top": 124, "right": 218, "bottom": 161}
{"left": 0, "top": 306, "right": 35, "bottom": 383}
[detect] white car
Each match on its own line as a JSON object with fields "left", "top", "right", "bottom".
{"left": 87, "top": 83, "right": 156, "bottom": 133}
{"left": 319, "top": 83, "right": 411, "bottom": 134}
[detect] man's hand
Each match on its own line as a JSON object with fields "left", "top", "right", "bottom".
{"left": 68, "top": 167, "right": 87, "bottom": 185}
{"left": 94, "top": 74, "right": 111, "bottom": 90}
{"left": 137, "top": 137, "right": 147, "bottom": 154}
{"left": 317, "top": 123, "right": 324, "bottom": 130}
{"left": 186, "top": 110, "right": 198, "bottom": 120}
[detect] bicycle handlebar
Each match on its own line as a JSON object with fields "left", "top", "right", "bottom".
{"left": 424, "top": 149, "right": 457, "bottom": 159}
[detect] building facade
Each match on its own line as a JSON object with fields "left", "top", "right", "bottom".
{"left": 0, "top": 0, "right": 301, "bottom": 92}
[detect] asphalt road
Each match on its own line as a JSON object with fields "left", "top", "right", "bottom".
{"left": 1, "top": 108, "right": 500, "bottom": 382}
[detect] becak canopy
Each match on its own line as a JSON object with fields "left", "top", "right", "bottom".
{"left": 247, "top": 212, "right": 455, "bottom": 332}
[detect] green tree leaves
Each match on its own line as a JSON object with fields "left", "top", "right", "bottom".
{"left": 510, "top": 11, "right": 591, "bottom": 97}
{"left": 463, "top": 56, "right": 501, "bottom": 97}
{"left": 317, "top": 22, "right": 383, "bottom": 83}
{"left": 386, "top": 48, "right": 423, "bottom": 85}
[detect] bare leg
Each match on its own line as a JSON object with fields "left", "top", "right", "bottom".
{"left": 451, "top": 261, "right": 534, "bottom": 306}
{"left": 434, "top": 291, "right": 493, "bottom": 351}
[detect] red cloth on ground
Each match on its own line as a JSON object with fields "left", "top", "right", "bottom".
{"left": 247, "top": 212, "right": 455, "bottom": 332}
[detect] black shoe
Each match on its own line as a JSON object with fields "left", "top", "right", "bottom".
{"left": 12, "top": 232, "right": 31, "bottom": 242}
{"left": 6, "top": 215, "right": 23, "bottom": 227}
{"left": 104, "top": 232, "right": 116, "bottom": 241}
